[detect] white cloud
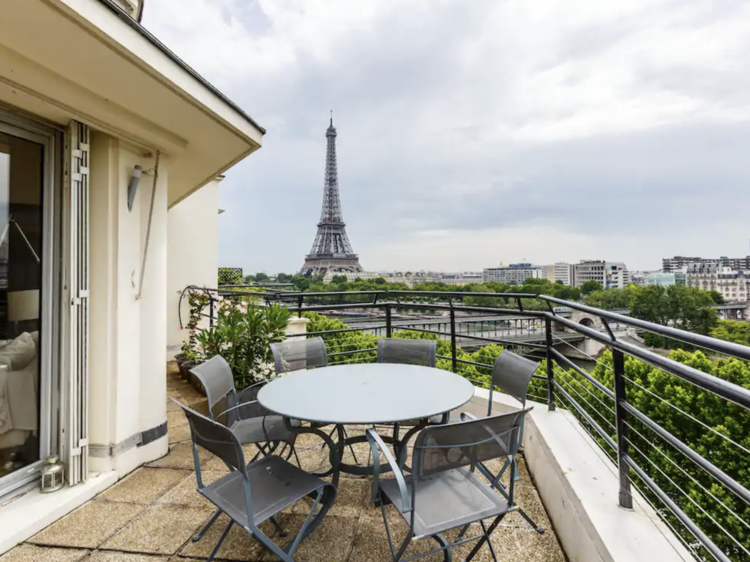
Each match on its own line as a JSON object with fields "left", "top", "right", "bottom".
{"left": 144, "top": 0, "right": 750, "bottom": 273}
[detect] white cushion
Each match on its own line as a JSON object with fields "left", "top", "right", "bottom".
{"left": 0, "top": 332, "right": 36, "bottom": 371}
{"left": 6, "top": 355, "right": 38, "bottom": 431}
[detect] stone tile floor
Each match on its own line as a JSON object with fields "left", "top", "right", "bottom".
{"left": 1, "top": 368, "right": 566, "bottom": 562}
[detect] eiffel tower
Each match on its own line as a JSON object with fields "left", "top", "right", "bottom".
{"left": 300, "top": 115, "right": 363, "bottom": 276}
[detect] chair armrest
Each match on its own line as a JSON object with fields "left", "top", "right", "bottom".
{"left": 216, "top": 401, "right": 263, "bottom": 420}
{"left": 237, "top": 378, "right": 269, "bottom": 396}
{"left": 366, "top": 428, "right": 411, "bottom": 512}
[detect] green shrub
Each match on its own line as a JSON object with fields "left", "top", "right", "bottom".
{"left": 194, "top": 299, "right": 290, "bottom": 389}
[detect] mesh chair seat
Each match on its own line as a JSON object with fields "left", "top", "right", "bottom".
{"left": 230, "top": 415, "right": 296, "bottom": 445}
{"left": 201, "top": 455, "right": 333, "bottom": 528}
{"left": 380, "top": 467, "right": 508, "bottom": 537}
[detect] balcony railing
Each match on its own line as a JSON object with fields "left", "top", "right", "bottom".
{"left": 187, "top": 287, "right": 750, "bottom": 562}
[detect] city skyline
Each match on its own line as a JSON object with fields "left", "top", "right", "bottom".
{"left": 145, "top": 0, "right": 750, "bottom": 273}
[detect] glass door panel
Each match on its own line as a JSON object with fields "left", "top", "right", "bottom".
{"left": 0, "top": 130, "right": 44, "bottom": 488}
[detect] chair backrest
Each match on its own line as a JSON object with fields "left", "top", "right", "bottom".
{"left": 412, "top": 409, "right": 529, "bottom": 480}
{"left": 171, "top": 397, "right": 247, "bottom": 475}
{"left": 189, "top": 356, "right": 238, "bottom": 426}
{"left": 489, "top": 351, "right": 539, "bottom": 413}
{"left": 377, "top": 338, "right": 437, "bottom": 367}
{"left": 270, "top": 337, "right": 328, "bottom": 374}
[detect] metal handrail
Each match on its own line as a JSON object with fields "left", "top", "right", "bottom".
{"left": 183, "top": 286, "right": 750, "bottom": 562}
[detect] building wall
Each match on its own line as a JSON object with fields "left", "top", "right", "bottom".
{"left": 166, "top": 179, "right": 221, "bottom": 358}
{"left": 687, "top": 270, "right": 749, "bottom": 302}
{"left": 483, "top": 264, "right": 542, "bottom": 285}
{"left": 88, "top": 131, "right": 168, "bottom": 476}
{"left": 554, "top": 262, "right": 573, "bottom": 285}
{"left": 574, "top": 261, "right": 629, "bottom": 289}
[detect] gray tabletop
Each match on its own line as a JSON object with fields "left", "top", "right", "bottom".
{"left": 257, "top": 363, "right": 475, "bottom": 425}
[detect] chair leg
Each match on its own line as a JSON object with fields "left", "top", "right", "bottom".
{"left": 433, "top": 533, "right": 453, "bottom": 562}
{"left": 270, "top": 516, "right": 287, "bottom": 537}
{"left": 515, "top": 505, "right": 545, "bottom": 535}
{"left": 193, "top": 508, "right": 222, "bottom": 542}
{"left": 480, "top": 462, "right": 544, "bottom": 535}
{"left": 206, "top": 519, "right": 233, "bottom": 562}
{"left": 479, "top": 519, "right": 499, "bottom": 562}
{"left": 464, "top": 514, "right": 505, "bottom": 562}
{"left": 287, "top": 489, "right": 323, "bottom": 557}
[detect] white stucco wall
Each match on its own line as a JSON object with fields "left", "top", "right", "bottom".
{"left": 88, "top": 131, "right": 168, "bottom": 475}
{"left": 166, "top": 178, "right": 221, "bottom": 359}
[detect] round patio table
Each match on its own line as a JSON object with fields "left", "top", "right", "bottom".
{"left": 257, "top": 363, "right": 475, "bottom": 480}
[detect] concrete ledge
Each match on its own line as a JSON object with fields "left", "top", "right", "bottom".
{"left": 470, "top": 388, "right": 692, "bottom": 562}
{"left": 0, "top": 470, "right": 118, "bottom": 555}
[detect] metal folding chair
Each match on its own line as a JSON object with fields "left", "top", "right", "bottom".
{"left": 187, "top": 356, "right": 299, "bottom": 542}
{"left": 377, "top": 338, "right": 437, "bottom": 368}
{"left": 270, "top": 337, "right": 328, "bottom": 374}
{"left": 377, "top": 338, "right": 442, "bottom": 462}
{"left": 176, "top": 400, "right": 337, "bottom": 562}
{"left": 461, "top": 350, "right": 544, "bottom": 534}
{"left": 271, "top": 336, "right": 359, "bottom": 468}
{"left": 367, "top": 409, "right": 530, "bottom": 562}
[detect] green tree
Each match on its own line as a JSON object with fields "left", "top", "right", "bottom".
{"left": 373, "top": 277, "right": 387, "bottom": 285}
{"left": 710, "top": 320, "right": 750, "bottom": 346}
{"left": 291, "top": 275, "right": 310, "bottom": 292}
{"left": 331, "top": 274, "right": 349, "bottom": 284}
{"left": 629, "top": 284, "right": 718, "bottom": 337}
{"left": 581, "top": 280, "right": 603, "bottom": 295}
{"left": 276, "top": 273, "right": 294, "bottom": 283}
{"left": 584, "top": 288, "right": 631, "bottom": 310}
{"left": 254, "top": 272, "right": 270, "bottom": 282}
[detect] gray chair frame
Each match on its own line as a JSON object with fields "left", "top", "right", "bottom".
{"left": 463, "top": 350, "right": 543, "bottom": 534}
{"left": 188, "top": 356, "right": 300, "bottom": 542}
{"left": 376, "top": 338, "right": 441, "bottom": 461}
{"left": 174, "top": 399, "right": 337, "bottom": 562}
{"left": 270, "top": 336, "right": 362, "bottom": 469}
{"left": 367, "top": 409, "right": 530, "bottom": 562}
{"left": 376, "top": 338, "right": 437, "bottom": 368}
{"left": 270, "top": 337, "right": 328, "bottom": 374}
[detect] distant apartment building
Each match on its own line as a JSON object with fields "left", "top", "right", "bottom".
{"left": 539, "top": 264, "right": 554, "bottom": 283}
{"left": 686, "top": 263, "right": 749, "bottom": 302}
{"left": 663, "top": 255, "right": 750, "bottom": 273}
{"left": 482, "top": 263, "right": 542, "bottom": 285}
{"left": 554, "top": 262, "right": 574, "bottom": 285}
{"left": 573, "top": 260, "right": 629, "bottom": 289}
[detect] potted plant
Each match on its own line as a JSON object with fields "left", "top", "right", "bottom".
{"left": 191, "top": 298, "right": 290, "bottom": 393}
{"left": 177, "top": 289, "right": 210, "bottom": 380}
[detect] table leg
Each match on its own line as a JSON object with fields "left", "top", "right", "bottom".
{"left": 283, "top": 417, "right": 341, "bottom": 489}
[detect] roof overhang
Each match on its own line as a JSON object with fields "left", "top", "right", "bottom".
{"left": 0, "top": 0, "right": 263, "bottom": 206}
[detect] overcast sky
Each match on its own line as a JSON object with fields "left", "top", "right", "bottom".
{"left": 145, "top": 0, "right": 750, "bottom": 274}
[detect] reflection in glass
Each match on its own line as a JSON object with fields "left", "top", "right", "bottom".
{"left": 0, "top": 132, "right": 43, "bottom": 480}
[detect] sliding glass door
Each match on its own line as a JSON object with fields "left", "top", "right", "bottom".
{"left": 0, "top": 111, "right": 59, "bottom": 498}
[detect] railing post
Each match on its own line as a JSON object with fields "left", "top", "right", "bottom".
{"left": 297, "top": 295, "right": 303, "bottom": 319}
{"left": 450, "top": 307, "right": 457, "bottom": 373}
{"left": 613, "top": 348, "right": 633, "bottom": 509}
{"left": 385, "top": 304, "right": 392, "bottom": 338}
{"left": 545, "top": 316, "right": 555, "bottom": 411}
{"left": 209, "top": 296, "right": 215, "bottom": 327}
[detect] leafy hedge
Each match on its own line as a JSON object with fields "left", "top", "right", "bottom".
{"left": 303, "top": 312, "right": 549, "bottom": 401}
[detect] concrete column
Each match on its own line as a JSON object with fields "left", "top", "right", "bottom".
{"left": 88, "top": 133, "right": 167, "bottom": 475}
